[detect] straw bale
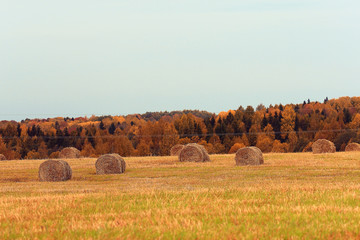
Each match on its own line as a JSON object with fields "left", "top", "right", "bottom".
{"left": 179, "top": 143, "right": 210, "bottom": 162}
{"left": 345, "top": 142, "right": 360, "bottom": 152}
{"left": 170, "top": 144, "right": 184, "bottom": 156}
{"left": 197, "top": 144, "right": 210, "bottom": 162}
{"left": 95, "top": 154, "right": 126, "bottom": 175}
{"left": 179, "top": 144, "right": 203, "bottom": 162}
{"left": 38, "top": 160, "right": 72, "bottom": 182}
{"left": 312, "top": 139, "right": 336, "bottom": 154}
{"left": 59, "top": 147, "right": 80, "bottom": 159}
{"left": 235, "top": 147, "right": 263, "bottom": 166}
{"left": 250, "top": 146, "right": 264, "bottom": 164}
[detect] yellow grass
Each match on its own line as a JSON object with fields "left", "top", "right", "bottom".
{"left": 1, "top": 152, "right": 360, "bottom": 239}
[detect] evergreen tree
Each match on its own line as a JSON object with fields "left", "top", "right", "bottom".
{"left": 215, "top": 118, "right": 227, "bottom": 142}
{"left": 55, "top": 121, "right": 60, "bottom": 130}
{"left": 294, "top": 115, "right": 299, "bottom": 131}
{"left": 108, "top": 123, "right": 116, "bottom": 135}
{"left": 99, "top": 120, "right": 105, "bottom": 130}
{"left": 243, "top": 106, "right": 254, "bottom": 132}
{"left": 261, "top": 114, "right": 268, "bottom": 129}
{"left": 17, "top": 124, "right": 21, "bottom": 137}
{"left": 271, "top": 112, "right": 281, "bottom": 140}
{"left": 343, "top": 108, "right": 351, "bottom": 124}
{"left": 279, "top": 104, "right": 284, "bottom": 111}
{"left": 225, "top": 112, "right": 234, "bottom": 125}
{"left": 63, "top": 128, "right": 70, "bottom": 147}
{"left": 294, "top": 105, "right": 300, "bottom": 113}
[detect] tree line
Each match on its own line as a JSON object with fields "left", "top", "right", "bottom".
{"left": 1, "top": 96, "right": 360, "bottom": 160}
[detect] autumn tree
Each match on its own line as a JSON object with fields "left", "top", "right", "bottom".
{"left": 280, "top": 106, "right": 296, "bottom": 140}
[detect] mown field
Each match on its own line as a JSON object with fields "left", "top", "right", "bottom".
{"left": 1, "top": 152, "right": 360, "bottom": 239}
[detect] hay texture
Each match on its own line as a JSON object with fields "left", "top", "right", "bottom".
{"left": 170, "top": 144, "right": 184, "bottom": 156}
{"left": 197, "top": 144, "right": 210, "bottom": 162}
{"left": 345, "top": 143, "right": 360, "bottom": 152}
{"left": 250, "top": 146, "right": 264, "bottom": 164}
{"left": 312, "top": 139, "right": 336, "bottom": 154}
{"left": 59, "top": 147, "right": 80, "bottom": 159}
{"left": 0, "top": 154, "right": 6, "bottom": 161}
{"left": 38, "top": 160, "right": 72, "bottom": 182}
{"left": 95, "top": 154, "right": 126, "bottom": 175}
{"left": 235, "top": 147, "right": 264, "bottom": 166}
{"left": 178, "top": 143, "right": 210, "bottom": 162}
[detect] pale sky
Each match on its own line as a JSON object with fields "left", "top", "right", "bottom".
{"left": 1, "top": 0, "right": 359, "bottom": 121}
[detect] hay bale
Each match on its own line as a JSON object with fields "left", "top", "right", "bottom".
{"left": 179, "top": 144, "right": 203, "bottom": 162}
{"left": 235, "top": 147, "right": 263, "bottom": 166}
{"left": 197, "top": 144, "right": 210, "bottom": 162}
{"left": 59, "top": 147, "right": 80, "bottom": 159}
{"left": 0, "top": 154, "right": 6, "bottom": 161}
{"left": 95, "top": 154, "right": 126, "bottom": 175}
{"left": 250, "top": 146, "right": 264, "bottom": 164}
{"left": 38, "top": 160, "right": 72, "bottom": 182}
{"left": 312, "top": 139, "right": 336, "bottom": 154}
{"left": 345, "top": 142, "right": 360, "bottom": 152}
{"left": 170, "top": 144, "right": 184, "bottom": 156}
{"left": 178, "top": 143, "right": 210, "bottom": 162}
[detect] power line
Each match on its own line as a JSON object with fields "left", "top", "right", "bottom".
{"left": 0, "top": 128, "right": 359, "bottom": 140}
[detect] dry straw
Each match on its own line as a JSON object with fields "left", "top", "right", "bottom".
{"left": 178, "top": 143, "right": 210, "bottom": 162}
{"left": 250, "top": 146, "right": 264, "bottom": 164}
{"left": 59, "top": 147, "right": 81, "bottom": 159}
{"left": 197, "top": 144, "right": 210, "bottom": 162}
{"left": 235, "top": 146, "right": 264, "bottom": 166}
{"left": 170, "top": 144, "right": 184, "bottom": 156}
{"left": 312, "top": 139, "right": 336, "bottom": 154}
{"left": 0, "top": 154, "right": 6, "bottom": 161}
{"left": 38, "top": 160, "right": 72, "bottom": 182}
{"left": 95, "top": 154, "right": 126, "bottom": 175}
{"left": 345, "top": 142, "right": 360, "bottom": 152}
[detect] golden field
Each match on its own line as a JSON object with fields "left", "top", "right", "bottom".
{"left": 1, "top": 152, "right": 360, "bottom": 239}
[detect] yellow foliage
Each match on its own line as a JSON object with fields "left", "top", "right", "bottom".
{"left": 271, "top": 140, "right": 289, "bottom": 153}
{"left": 228, "top": 143, "right": 245, "bottom": 154}
{"left": 256, "top": 135, "right": 273, "bottom": 153}
{"left": 26, "top": 150, "right": 41, "bottom": 159}
{"left": 49, "top": 151, "right": 60, "bottom": 158}
{"left": 217, "top": 110, "right": 236, "bottom": 119}
{"left": 136, "top": 140, "right": 151, "bottom": 156}
{"left": 349, "top": 113, "right": 360, "bottom": 129}
{"left": 281, "top": 105, "right": 296, "bottom": 139}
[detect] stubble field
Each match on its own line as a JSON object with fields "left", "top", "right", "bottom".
{"left": 1, "top": 152, "right": 360, "bottom": 239}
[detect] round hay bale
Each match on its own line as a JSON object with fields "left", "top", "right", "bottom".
{"left": 235, "top": 147, "right": 263, "bottom": 166}
{"left": 312, "top": 139, "right": 336, "bottom": 154}
{"left": 0, "top": 154, "right": 6, "bottom": 161}
{"left": 179, "top": 143, "right": 210, "bottom": 162}
{"left": 95, "top": 154, "right": 126, "bottom": 175}
{"left": 345, "top": 142, "right": 360, "bottom": 152}
{"left": 179, "top": 144, "right": 203, "bottom": 162}
{"left": 250, "top": 146, "right": 264, "bottom": 164}
{"left": 170, "top": 144, "right": 184, "bottom": 156}
{"left": 59, "top": 147, "right": 80, "bottom": 159}
{"left": 38, "top": 160, "right": 72, "bottom": 182}
{"left": 197, "top": 144, "right": 210, "bottom": 162}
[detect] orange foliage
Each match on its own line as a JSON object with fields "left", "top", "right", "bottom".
{"left": 229, "top": 143, "right": 245, "bottom": 154}
{"left": 271, "top": 140, "right": 289, "bottom": 153}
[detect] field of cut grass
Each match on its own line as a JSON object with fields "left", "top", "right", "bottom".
{"left": 1, "top": 152, "right": 360, "bottom": 239}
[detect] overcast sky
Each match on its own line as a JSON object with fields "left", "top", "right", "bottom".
{"left": 1, "top": 0, "right": 359, "bottom": 121}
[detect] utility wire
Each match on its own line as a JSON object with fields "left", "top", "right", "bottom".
{"left": 0, "top": 128, "right": 359, "bottom": 140}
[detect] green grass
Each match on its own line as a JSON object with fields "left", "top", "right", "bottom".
{"left": 1, "top": 152, "right": 360, "bottom": 239}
